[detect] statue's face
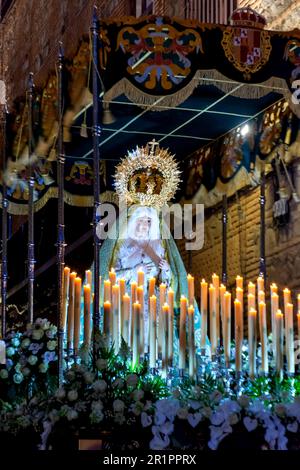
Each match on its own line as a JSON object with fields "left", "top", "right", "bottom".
{"left": 134, "top": 216, "right": 151, "bottom": 239}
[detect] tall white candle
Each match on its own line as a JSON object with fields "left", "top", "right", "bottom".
{"left": 187, "top": 274, "right": 195, "bottom": 306}
{"left": 236, "top": 275, "right": 243, "bottom": 290}
{"left": 209, "top": 284, "right": 217, "bottom": 356}
{"left": 248, "top": 308, "right": 257, "bottom": 379}
{"left": 158, "top": 283, "right": 166, "bottom": 356}
{"left": 234, "top": 299, "right": 243, "bottom": 373}
{"left": 286, "top": 303, "right": 295, "bottom": 375}
{"left": 200, "top": 280, "right": 208, "bottom": 351}
{"left": 137, "top": 285, "right": 144, "bottom": 355}
{"left": 132, "top": 302, "right": 141, "bottom": 367}
{"left": 161, "top": 303, "right": 169, "bottom": 378}
{"left": 149, "top": 295, "right": 157, "bottom": 369}
{"left": 223, "top": 291, "right": 231, "bottom": 367}
{"left": 276, "top": 310, "right": 284, "bottom": 377}
{"left": 67, "top": 271, "right": 76, "bottom": 347}
{"left": 258, "top": 301, "right": 268, "bottom": 375}
{"left": 212, "top": 273, "right": 220, "bottom": 346}
{"left": 179, "top": 296, "right": 187, "bottom": 370}
{"left": 83, "top": 284, "right": 91, "bottom": 348}
{"left": 168, "top": 289, "right": 174, "bottom": 364}
{"left": 271, "top": 292, "right": 279, "bottom": 360}
{"left": 112, "top": 284, "right": 120, "bottom": 353}
{"left": 122, "top": 294, "right": 130, "bottom": 344}
{"left": 62, "top": 266, "right": 70, "bottom": 331}
{"left": 188, "top": 305, "right": 195, "bottom": 379}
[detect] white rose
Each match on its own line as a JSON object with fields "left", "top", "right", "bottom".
{"left": 132, "top": 389, "right": 144, "bottom": 401}
{"left": 84, "top": 372, "right": 95, "bottom": 384}
{"left": 96, "top": 358, "right": 107, "bottom": 370}
{"left": 91, "top": 400, "right": 103, "bottom": 412}
{"left": 28, "top": 355, "right": 38, "bottom": 366}
{"left": 32, "top": 329, "right": 44, "bottom": 340}
{"left": 21, "top": 338, "right": 30, "bottom": 348}
{"left": 126, "top": 374, "right": 138, "bottom": 387}
{"left": 67, "top": 409, "right": 78, "bottom": 421}
{"left": 0, "top": 369, "right": 8, "bottom": 379}
{"left": 47, "top": 340, "right": 57, "bottom": 351}
{"left": 67, "top": 390, "right": 78, "bottom": 401}
{"left": 113, "top": 399, "right": 125, "bottom": 413}
{"left": 92, "top": 380, "right": 107, "bottom": 393}
{"left": 39, "top": 363, "right": 49, "bottom": 373}
{"left": 55, "top": 387, "right": 66, "bottom": 399}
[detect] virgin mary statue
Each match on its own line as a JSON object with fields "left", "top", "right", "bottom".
{"left": 98, "top": 141, "right": 204, "bottom": 359}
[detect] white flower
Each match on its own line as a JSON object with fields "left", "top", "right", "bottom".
{"left": 83, "top": 372, "right": 95, "bottom": 384}
{"left": 149, "top": 432, "right": 170, "bottom": 450}
{"left": 21, "top": 338, "right": 30, "bottom": 348}
{"left": 132, "top": 389, "right": 144, "bottom": 401}
{"left": 132, "top": 401, "right": 144, "bottom": 416}
{"left": 91, "top": 400, "right": 103, "bottom": 412}
{"left": 210, "top": 411, "right": 225, "bottom": 426}
{"left": 28, "top": 355, "right": 38, "bottom": 366}
{"left": 160, "top": 421, "right": 174, "bottom": 435}
{"left": 126, "top": 374, "right": 138, "bottom": 387}
{"left": 155, "top": 399, "right": 180, "bottom": 421}
{"left": 96, "top": 358, "right": 107, "bottom": 370}
{"left": 67, "top": 390, "right": 78, "bottom": 401}
{"left": 6, "top": 347, "right": 15, "bottom": 357}
{"left": 67, "top": 409, "right": 78, "bottom": 421}
{"left": 32, "top": 329, "right": 44, "bottom": 340}
{"left": 113, "top": 400, "right": 125, "bottom": 413}
{"left": 287, "top": 421, "right": 298, "bottom": 433}
{"left": 90, "top": 410, "right": 104, "bottom": 423}
{"left": 55, "top": 388, "right": 66, "bottom": 399}
{"left": 0, "top": 369, "right": 8, "bottom": 379}
{"left": 47, "top": 340, "right": 57, "bottom": 351}
{"left": 39, "top": 363, "right": 49, "bottom": 373}
{"left": 187, "top": 412, "right": 202, "bottom": 428}
{"left": 11, "top": 338, "right": 20, "bottom": 347}
{"left": 243, "top": 416, "right": 258, "bottom": 432}
{"left": 92, "top": 380, "right": 107, "bottom": 393}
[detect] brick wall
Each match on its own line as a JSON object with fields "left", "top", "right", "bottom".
{"left": 177, "top": 160, "right": 300, "bottom": 306}
{"left": 0, "top": 0, "right": 134, "bottom": 106}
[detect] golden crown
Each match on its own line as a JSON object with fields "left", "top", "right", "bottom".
{"left": 114, "top": 140, "right": 181, "bottom": 208}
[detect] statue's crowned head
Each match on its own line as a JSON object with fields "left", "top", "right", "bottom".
{"left": 114, "top": 140, "right": 181, "bottom": 208}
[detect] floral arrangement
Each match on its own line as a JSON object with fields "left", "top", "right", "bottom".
{"left": 1, "top": 318, "right": 300, "bottom": 451}
{"left": 0, "top": 318, "right": 57, "bottom": 400}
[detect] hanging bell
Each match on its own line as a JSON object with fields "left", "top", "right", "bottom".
{"left": 102, "top": 103, "right": 115, "bottom": 125}
{"left": 80, "top": 122, "right": 88, "bottom": 138}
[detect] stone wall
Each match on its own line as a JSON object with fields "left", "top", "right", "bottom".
{"left": 177, "top": 160, "right": 300, "bottom": 305}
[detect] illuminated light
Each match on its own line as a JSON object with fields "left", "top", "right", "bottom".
{"left": 241, "top": 124, "right": 250, "bottom": 136}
